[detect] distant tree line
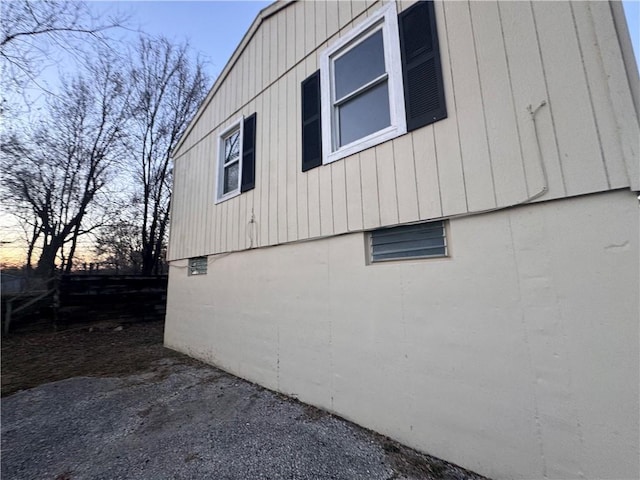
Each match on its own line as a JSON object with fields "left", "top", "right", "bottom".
{"left": 0, "top": 0, "right": 208, "bottom": 276}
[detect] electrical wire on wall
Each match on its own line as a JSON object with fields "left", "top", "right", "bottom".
{"left": 170, "top": 100, "right": 552, "bottom": 263}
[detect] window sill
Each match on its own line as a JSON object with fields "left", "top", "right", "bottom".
{"left": 324, "top": 124, "right": 406, "bottom": 165}
{"left": 215, "top": 189, "right": 241, "bottom": 204}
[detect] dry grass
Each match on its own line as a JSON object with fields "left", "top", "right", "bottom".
{"left": 1, "top": 320, "right": 184, "bottom": 397}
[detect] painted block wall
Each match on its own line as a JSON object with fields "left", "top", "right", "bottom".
{"left": 165, "top": 189, "right": 640, "bottom": 480}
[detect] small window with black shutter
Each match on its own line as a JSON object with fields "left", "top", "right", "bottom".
{"left": 301, "top": 1, "right": 446, "bottom": 171}
{"left": 216, "top": 114, "right": 257, "bottom": 203}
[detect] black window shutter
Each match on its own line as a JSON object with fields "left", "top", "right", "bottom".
{"left": 399, "top": 1, "right": 447, "bottom": 132}
{"left": 301, "top": 70, "right": 322, "bottom": 172}
{"left": 240, "top": 113, "right": 256, "bottom": 192}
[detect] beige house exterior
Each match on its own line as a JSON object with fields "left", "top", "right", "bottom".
{"left": 165, "top": 1, "right": 639, "bottom": 479}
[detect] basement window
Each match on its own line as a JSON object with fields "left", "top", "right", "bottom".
{"left": 188, "top": 256, "right": 208, "bottom": 275}
{"left": 369, "top": 221, "right": 447, "bottom": 263}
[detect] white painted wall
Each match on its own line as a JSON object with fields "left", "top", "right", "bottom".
{"left": 165, "top": 189, "right": 639, "bottom": 480}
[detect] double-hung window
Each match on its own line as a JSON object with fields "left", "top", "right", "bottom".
{"left": 219, "top": 122, "right": 242, "bottom": 201}
{"left": 215, "top": 113, "right": 257, "bottom": 203}
{"left": 320, "top": 4, "right": 406, "bottom": 164}
{"left": 302, "top": 1, "right": 447, "bottom": 172}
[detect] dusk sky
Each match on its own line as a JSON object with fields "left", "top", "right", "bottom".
{"left": 105, "top": 0, "right": 639, "bottom": 82}
{"left": 98, "top": 1, "right": 272, "bottom": 79}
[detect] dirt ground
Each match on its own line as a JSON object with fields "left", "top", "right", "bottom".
{"left": 1, "top": 320, "right": 191, "bottom": 397}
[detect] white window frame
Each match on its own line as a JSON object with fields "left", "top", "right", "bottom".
{"left": 215, "top": 117, "right": 244, "bottom": 204}
{"left": 320, "top": 3, "right": 406, "bottom": 165}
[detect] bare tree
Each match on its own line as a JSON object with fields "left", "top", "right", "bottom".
{"left": 0, "top": 0, "right": 127, "bottom": 96}
{"left": 127, "top": 36, "right": 207, "bottom": 275}
{"left": 0, "top": 52, "right": 131, "bottom": 277}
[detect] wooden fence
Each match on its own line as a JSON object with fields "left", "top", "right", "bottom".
{"left": 2, "top": 274, "right": 168, "bottom": 333}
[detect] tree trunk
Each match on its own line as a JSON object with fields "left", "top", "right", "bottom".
{"left": 35, "top": 239, "right": 62, "bottom": 278}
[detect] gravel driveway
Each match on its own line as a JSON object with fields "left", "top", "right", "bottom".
{"left": 1, "top": 356, "right": 486, "bottom": 480}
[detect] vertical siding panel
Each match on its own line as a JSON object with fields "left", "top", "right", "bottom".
{"left": 260, "top": 91, "right": 271, "bottom": 246}
{"left": 253, "top": 94, "right": 264, "bottom": 247}
{"left": 270, "top": 16, "right": 278, "bottom": 85}
{"left": 285, "top": 5, "right": 296, "bottom": 71}
{"left": 174, "top": 158, "right": 184, "bottom": 259}
{"left": 247, "top": 35, "right": 256, "bottom": 101}
{"left": 316, "top": 1, "right": 327, "bottom": 50}
{"left": 269, "top": 84, "right": 279, "bottom": 245}
{"left": 294, "top": 1, "right": 305, "bottom": 65}
{"left": 238, "top": 187, "right": 246, "bottom": 250}
{"left": 392, "top": 134, "right": 419, "bottom": 224}
{"left": 277, "top": 75, "right": 288, "bottom": 243}
{"left": 331, "top": 161, "right": 348, "bottom": 233}
{"left": 254, "top": 27, "right": 263, "bottom": 99}
{"left": 326, "top": 1, "right": 340, "bottom": 40}
{"left": 199, "top": 147, "right": 208, "bottom": 253}
{"left": 221, "top": 200, "right": 229, "bottom": 252}
{"left": 240, "top": 40, "right": 249, "bottom": 108}
{"left": 574, "top": 2, "right": 632, "bottom": 188}
{"left": 214, "top": 155, "right": 222, "bottom": 254}
{"left": 498, "top": 1, "right": 563, "bottom": 199}
{"left": 305, "top": 1, "right": 316, "bottom": 56}
{"left": 471, "top": 1, "right": 528, "bottom": 205}
{"left": 277, "top": 5, "right": 287, "bottom": 77}
{"left": 360, "top": 148, "right": 381, "bottom": 229}
{"left": 434, "top": 0, "right": 468, "bottom": 217}
{"left": 195, "top": 151, "right": 204, "bottom": 255}
{"left": 195, "top": 148, "right": 204, "bottom": 254}
{"left": 218, "top": 83, "right": 228, "bottom": 130}
{"left": 286, "top": 71, "right": 299, "bottom": 242}
{"left": 444, "top": 0, "right": 496, "bottom": 212}
{"left": 228, "top": 197, "right": 238, "bottom": 252}
{"left": 375, "top": 142, "right": 398, "bottom": 226}
{"left": 592, "top": 1, "right": 640, "bottom": 188}
{"left": 174, "top": 158, "right": 183, "bottom": 258}
{"left": 204, "top": 136, "right": 215, "bottom": 253}
{"left": 532, "top": 1, "right": 608, "bottom": 195}
{"left": 338, "top": 0, "right": 352, "bottom": 30}
{"left": 296, "top": 63, "right": 310, "bottom": 239}
{"left": 232, "top": 53, "right": 241, "bottom": 115}
{"left": 188, "top": 154, "right": 197, "bottom": 256}
{"left": 169, "top": 158, "right": 181, "bottom": 259}
{"left": 412, "top": 127, "right": 443, "bottom": 220}
{"left": 236, "top": 55, "right": 244, "bottom": 112}
{"left": 262, "top": 21, "right": 271, "bottom": 91}
{"left": 182, "top": 155, "right": 191, "bottom": 257}
{"left": 245, "top": 99, "right": 257, "bottom": 249}
{"left": 196, "top": 148, "right": 204, "bottom": 252}
{"left": 176, "top": 158, "right": 188, "bottom": 258}
{"left": 228, "top": 71, "right": 237, "bottom": 120}
{"left": 319, "top": 165, "right": 334, "bottom": 236}
{"left": 344, "top": 153, "right": 364, "bottom": 231}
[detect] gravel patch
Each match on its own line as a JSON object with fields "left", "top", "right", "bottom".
{"left": 1, "top": 357, "right": 486, "bottom": 480}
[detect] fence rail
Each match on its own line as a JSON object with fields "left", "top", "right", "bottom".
{"left": 1, "top": 274, "right": 168, "bottom": 334}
